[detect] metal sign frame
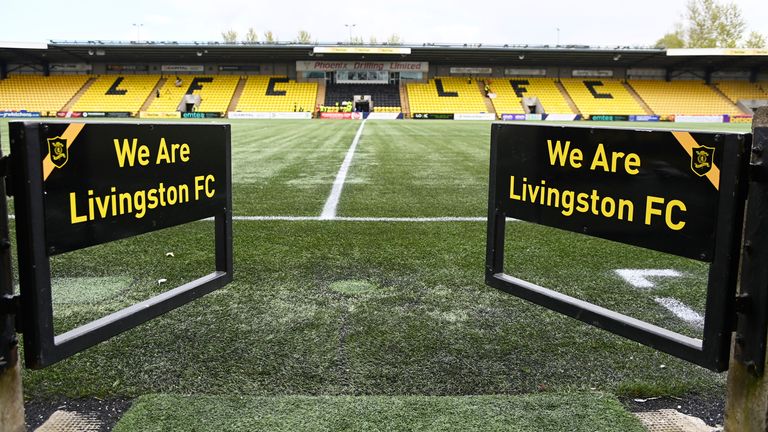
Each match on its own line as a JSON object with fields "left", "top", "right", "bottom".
{"left": 485, "top": 124, "right": 748, "bottom": 372}
{"left": 733, "top": 125, "right": 768, "bottom": 374}
{"left": 10, "top": 122, "right": 233, "bottom": 369}
{"left": 0, "top": 140, "right": 19, "bottom": 373}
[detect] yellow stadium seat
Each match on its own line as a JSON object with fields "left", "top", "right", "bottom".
{"left": 714, "top": 81, "right": 768, "bottom": 103}
{"left": 235, "top": 76, "right": 317, "bottom": 112}
{"left": 628, "top": 80, "right": 741, "bottom": 116}
{"left": 373, "top": 106, "right": 401, "bottom": 113}
{"left": 489, "top": 78, "right": 574, "bottom": 115}
{"left": 147, "top": 75, "right": 239, "bottom": 114}
{"left": 0, "top": 75, "right": 89, "bottom": 114}
{"left": 406, "top": 77, "right": 488, "bottom": 114}
{"left": 72, "top": 75, "right": 159, "bottom": 114}
{"left": 560, "top": 79, "right": 645, "bottom": 116}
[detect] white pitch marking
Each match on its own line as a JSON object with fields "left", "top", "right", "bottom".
{"left": 614, "top": 269, "right": 682, "bottom": 288}
{"left": 654, "top": 297, "right": 705, "bottom": 329}
{"left": 320, "top": 119, "right": 367, "bottom": 220}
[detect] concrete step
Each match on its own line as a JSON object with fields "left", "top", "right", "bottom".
{"left": 623, "top": 81, "right": 654, "bottom": 115}
{"left": 399, "top": 83, "right": 411, "bottom": 117}
{"left": 139, "top": 77, "right": 166, "bottom": 113}
{"left": 554, "top": 80, "right": 581, "bottom": 116}
{"left": 477, "top": 80, "right": 497, "bottom": 117}
{"left": 226, "top": 76, "right": 248, "bottom": 112}
{"left": 61, "top": 76, "right": 97, "bottom": 112}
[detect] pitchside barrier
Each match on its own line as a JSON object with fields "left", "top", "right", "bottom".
{"left": 484, "top": 123, "right": 768, "bottom": 372}
{"left": 0, "top": 122, "right": 232, "bottom": 370}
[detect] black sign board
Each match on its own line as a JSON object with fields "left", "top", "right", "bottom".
{"left": 10, "top": 122, "right": 233, "bottom": 368}
{"left": 494, "top": 124, "right": 726, "bottom": 261}
{"left": 486, "top": 124, "right": 749, "bottom": 371}
{"left": 39, "top": 123, "right": 228, "bottom": 254}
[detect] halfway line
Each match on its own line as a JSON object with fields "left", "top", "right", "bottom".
{"left": 320, "top": 119, "right": 367, "bottom": 219}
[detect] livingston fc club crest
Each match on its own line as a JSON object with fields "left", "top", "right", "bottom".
{"left": 47, "top": 136, "right": 68, "bottom": 169}
{"left": 691, "top": 145, "right": 715, "bottom": 177}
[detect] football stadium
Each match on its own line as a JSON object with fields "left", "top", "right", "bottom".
{"left": 0, "top": 36, "right": 766, "bottom": 431}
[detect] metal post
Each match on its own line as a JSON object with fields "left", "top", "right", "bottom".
{"left": 0, "top": 138, "right": 25, "bottom": 432}
{"left": 132, "top": 23, "right": 143, "bottom": 42}
{"left": 724, "top": 106, "right": 768, "bottom": 431}
{"left": 345, "top": 24, "right": 355, "bottom": 44}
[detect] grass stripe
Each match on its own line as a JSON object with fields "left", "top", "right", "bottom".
{"left": 114, "top": 393, "right": 645, "bottom": 432}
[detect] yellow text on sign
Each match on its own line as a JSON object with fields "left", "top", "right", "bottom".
{"left": 644, "top": 196, "right": 686, "bottom": 230}
{"left": 113, "top": 138, "right": 191, "bottom": 167}
{"left": 547, "top": 140, "right": 640, "bottom": 175}
{"left": 194, "top": 175, "right": 215, "bottom": 200}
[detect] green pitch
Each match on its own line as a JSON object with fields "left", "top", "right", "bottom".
{"left": 0, "top": 118, "right": 752, "bottom": 430}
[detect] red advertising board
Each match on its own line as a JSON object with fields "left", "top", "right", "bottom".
{"left": 320, "top": 112, "right": 363, "bottom": 120}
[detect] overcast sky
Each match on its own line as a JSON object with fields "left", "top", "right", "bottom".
{"left": 1, "top": 0, "right": 766, "bottom": 48}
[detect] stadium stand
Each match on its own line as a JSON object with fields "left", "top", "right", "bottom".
{"left": 560, "top": 79, "right": 646, "bottom": 116}
{"left": 628, "top": 80, "right": 742, "bottom": 116}
{"left": 714, "top": 81, "right": 768, "bottom": 103}
{"left": 72, "top": 75, "right": 160, "bottom": 114}
{"left": 235, "top": 76, "right": 317, "bottom": 112}
{"left": 0, "top": 75, "right": 89, "bottom": 114}
{"left": 146, "top": 75, "right": 239, "bottom": 114}
{"left": 373, "top": 106, "right": 401, "bottom": 113}
{"left": 407, "top": 77, "right": 488, "bottom": 114}
{"left": 489, "top": 78, "right": 575, "bottom": 115}
{"left": 324, "top": 83, "right": 401, "bottom": 112}
{"left": 488, "top": 80, "right": 526, "bottom": 115}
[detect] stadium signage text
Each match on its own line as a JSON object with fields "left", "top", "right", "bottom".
{"left": 312, "top": 46, "right": 411, "bottom": 55}
{"left": 412, "top": 113, "right": 454, "bottom": 120}
{"left": 450, "top": 67, "right": 492, "bottom": 74}
{"left": 490, "top": 124, "right": 747, "bottom": 261}
{"left": 181, "top": 112, "right": 222, "bottom": 118}
{"left": 14, "top": 123, "right": 229, "bottom": 254}
{"left": 50, "top": 63, "right": 92, "bottom": 72}
{"left": 161, "top": 64, "right": 205, "bottom": 72}
{"left": 296, "top": 61, "right": 428, "bottom": 72}
{"left": 588, "top": 115, "right": 630, "bottom": 121}
{"left": 572, "top": 69, "right": 613, "bottom": 77}
{"left": 320, "top": 112, "right": 363, "bottom": 120}
{"left": 0, "top": 111, "right": 41, "bottom": 118}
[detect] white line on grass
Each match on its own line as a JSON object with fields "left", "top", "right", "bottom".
{"left": 654, "top": 297, "right": 704, "bottom": 329}
{"left": 614, "top": 269, "right": 681, "bottom": 288}
{"left": 320, "top": 119, "right": 367, "bottom": 220}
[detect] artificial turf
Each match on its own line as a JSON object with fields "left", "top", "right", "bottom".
{"left": 0, "top": 118, "right": 753, "bottom": 428}
{"left": 113, "top": 393, "right": 646, "bottom": 432}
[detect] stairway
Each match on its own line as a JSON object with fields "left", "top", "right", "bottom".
{"left": 61, "top": 76, "right": 97, "bottom": 112}
{"left": 315, "top": 80, "right": 326, "bottom": 112}
{"left": 622, "top": 81, "right": 654, "bottom": 115}
{"left": 226, "top": 77, "right": 248, "bottom": 112}
{"left": 139, "top": 77, "right": 167, "bottom": 113}
{"left": 554, "top": 80, "right": 581, "bottom": 116}
{"left": 477, "top": 80, "right": 497, "bottom": 117}
{"left": 709, "top": 83, "right": 746, "bottom": 114}
{"left": 399, "top": 83, "right": 411, "bottom": 118}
